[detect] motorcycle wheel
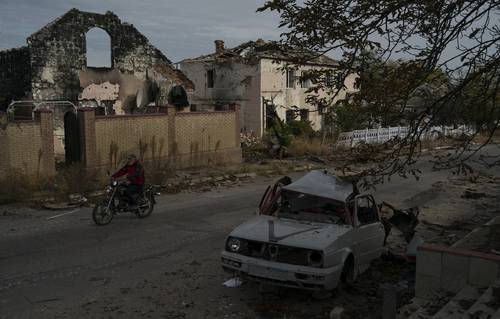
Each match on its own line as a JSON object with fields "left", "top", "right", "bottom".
{"left": 92, "top": 203, "right": 114, "bottom": 225}
{"left": 136, "top": 193, "right": 154, "bottom": 218}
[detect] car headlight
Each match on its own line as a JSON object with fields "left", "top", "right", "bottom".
{"left": 226, "top": 237, "right": 245, "bottom": 253}
{"left": 307, "top": 250, "right": 324, "bottom": 268}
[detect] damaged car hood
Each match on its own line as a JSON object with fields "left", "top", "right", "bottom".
{"left": 229, "top": 215, "right": 351, "bottom": 250}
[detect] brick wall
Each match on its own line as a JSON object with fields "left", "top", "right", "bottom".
{"left": 173, "top": 110, "right": 241, "bottom": 167}
{"left": 0, "top": 110, "right": 55, "bottom": 178}
{"left": 85, "top": 106, "right": 241, "bottom": 169}
{"left": 0, "top": 107, "right": 241, "bottom": 178}
{"left": 94, "top": 113, "right": 169, "bottom": 168}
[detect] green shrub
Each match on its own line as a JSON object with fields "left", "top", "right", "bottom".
{"left": 286, "top": 120, "right": 315, "bottom": 137}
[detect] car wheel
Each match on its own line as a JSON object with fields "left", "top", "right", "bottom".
{"left": 340, "top": 256, "right": 356, "bottom": 287}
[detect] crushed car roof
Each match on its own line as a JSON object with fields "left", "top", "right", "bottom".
{"left": 282, "top": 170, "right": 354, "bottom": 202}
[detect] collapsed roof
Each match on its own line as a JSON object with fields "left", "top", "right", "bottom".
{"left": 181, "top": 39, "right": 337, "bottom": 66}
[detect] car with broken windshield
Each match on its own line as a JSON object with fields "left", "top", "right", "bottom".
{"left": 221, "top": 170, "right": 387, "bottom": 291}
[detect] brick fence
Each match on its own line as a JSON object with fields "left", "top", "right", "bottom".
{"left": 0, "top": 110, "right": 55, "bottom": 178}
{"left": 0, "top": 106, "right": 242, "bottom": 178}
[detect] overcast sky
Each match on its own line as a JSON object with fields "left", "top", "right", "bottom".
{"left": 0, "top": 0, "right": 281, "bottom": 63}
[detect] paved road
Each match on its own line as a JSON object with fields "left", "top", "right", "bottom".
{"left": 1, "top": 147, "right": 499, "bottom": 318}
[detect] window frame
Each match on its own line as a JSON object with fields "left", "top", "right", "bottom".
{"left": 207, "top": 69, "right": 215, "bottom": 88}
{"left": 286, "top": 70, "right": 296, "bottom": 89}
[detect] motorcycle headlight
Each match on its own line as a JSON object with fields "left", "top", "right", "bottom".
{"left": 111, "top": 181, "right": 118, "bottom": 187}
{"left": 307, "top": 250, "right": 324, "bottom": 268}
{"left": 226, "top": 237, "right": 245, "bottom": 253}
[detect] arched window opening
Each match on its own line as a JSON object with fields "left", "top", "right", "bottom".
{"left": 85, "top": 27, "right": 112, "bottom": 68}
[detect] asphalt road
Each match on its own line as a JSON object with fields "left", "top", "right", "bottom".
{"left": 1, "top": 146, "right": 499, "bottom": 319}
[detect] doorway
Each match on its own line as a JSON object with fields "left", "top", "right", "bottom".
{"left": 63, "top": 111, "right": 81, "bottom": 164}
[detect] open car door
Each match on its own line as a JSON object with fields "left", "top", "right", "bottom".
{"left": 259, "top": 176, "right": 292, "bottom": 215}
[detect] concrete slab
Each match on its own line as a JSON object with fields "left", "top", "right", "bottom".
{"left": 416, "top": 249, "right": 442, "bottom": 277}
{"left": 468, "top": 258, "right": 499, "bottom": 287}
{"left": 415, "top": 274, "right": 442, "bottom": 298}
{"left": 441, "top": 253, "right": 470, "bottom": 293}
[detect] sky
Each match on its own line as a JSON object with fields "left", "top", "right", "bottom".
{"left": 0, "top": 0, "right": 281, "bottom": 63}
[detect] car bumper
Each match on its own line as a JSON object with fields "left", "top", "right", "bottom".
{"left": 221, "top": 251, "right": 343, "bottom": 290}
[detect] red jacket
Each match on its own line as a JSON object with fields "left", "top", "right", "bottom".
{"left": 112, "top": 160, "right": 145, "bottom": 185}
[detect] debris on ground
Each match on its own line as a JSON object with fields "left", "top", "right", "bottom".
{"left": 68, "top": 194, "right": 88, "bottom": 205}
{"left": 222, "top": 278, "right": 242, "bottom": 288}
{"left": 461, "top": 189, "right": 487, "bottom": 199}
{"left": 380, "top": 201, "right": 420, "bottom": 242}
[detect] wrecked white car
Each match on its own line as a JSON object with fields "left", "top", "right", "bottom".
{"left": 221, "top": 170, "right": 388, "bottom": 291}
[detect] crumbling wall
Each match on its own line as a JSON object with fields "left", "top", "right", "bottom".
{"left": 27, "top": 8, "right": 193, "bottom": 102}
{"left": 260, "top": 59, "right": 324, "bottom": 131}
{"left": 0, "top": 47, "right": 31, "bottom": 111}
{"left": 180, "top": 59, "right": 261, "bottom": 134}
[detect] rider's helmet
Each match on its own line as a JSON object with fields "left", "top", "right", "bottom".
{"left": 127, "top": 154, "right": 137, "bottom": 163}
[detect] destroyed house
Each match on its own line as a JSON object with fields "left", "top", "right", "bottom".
{"left": 0, "top": 8, "right": 194, "bottom": 115}
{"left": 179, "top": 39, "right": 357, "bottom": 136}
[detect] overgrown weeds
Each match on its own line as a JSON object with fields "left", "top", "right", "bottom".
{"left": 288, "top": 137, "right": 333, "bottom": 157}
{"left": 0, "top": 171, "right": 42, "bottom": 204}
{"left": 0, "top": 164, "right": 102, "bottom": 204}
{"left": 53, "top": 164, "right": 101, "bottom": 199}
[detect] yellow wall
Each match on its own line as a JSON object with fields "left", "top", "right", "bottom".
{"left": 0, "top": 122, "right": 44, "bottom": 176}
{"left": 95, "top": 114, "right": 169, "bottom": 168}
{"left": 174, "top": 112, "right": 236, "bottom": 155}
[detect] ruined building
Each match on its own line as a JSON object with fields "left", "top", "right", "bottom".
{"left": 0, "top": 9, "right": 196, "bottom": 163}
{"left": 179, "top": 39, "right": 357, "bottom": 136}
{"left": 0, "top": 8, "right": 193, "bottom": 114}
{"left": 0, "top": 10, "right": 242, "bottom": 175}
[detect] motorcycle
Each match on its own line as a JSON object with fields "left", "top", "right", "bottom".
{"left": 92, "top": 180, "right": 159, "bottom": 226}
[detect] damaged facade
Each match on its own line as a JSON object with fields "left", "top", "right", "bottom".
{"left": 0, "top": 9, "right": 242, "bottom": 175}
{"left": 0, "top": 9, "right": 196, "bottom": 163}
{"left": 0, "top": 8, "right": 193, "bottom": 114}
{"left": 179, "top": 39, "right": 357, "bottom": 136}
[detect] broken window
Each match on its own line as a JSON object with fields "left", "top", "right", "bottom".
{"left": 286, "top": 109, "right": 297, "bottom": 122}
{"left": 286, "top": 70, "right": 295, "bottom": 88}
{"left": 356, "top": 196, "right": 379, "bottom": 225}
{"left": 207, "top": 69, "right": 215, "bottom": 88}
{"left": 300, "top": 71, "right": 311, "bottom": 88}
{"left": 318, "top": 103, "right": 326, "bottom": 115}
{"left": 279, "top": 191, "right": 348, "bottom": 225}
{"left": 325, "top": 71, "right": 335, "bottom": 87}
{"left": 85, "top": 27, "right": 112, "bottom": 68}
{"left": 300, "top": 109, "right": 309, "bottom": 121}
{"left": 265, "top": 103, "right": 277, "bottom": 129}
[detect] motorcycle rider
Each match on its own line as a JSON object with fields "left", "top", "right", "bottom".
{"left": 112, "top": 154, "right": 145, "bottom": 210}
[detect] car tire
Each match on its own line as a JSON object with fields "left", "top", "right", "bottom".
{"left": 340, "top": 256, "right": 356, "bottom": 288}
